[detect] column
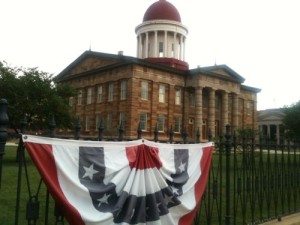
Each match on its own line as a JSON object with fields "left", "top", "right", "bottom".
{"left": 164, "top": 31, "right": 168, "bottom": 57}
{"left": 173, "top": 32, "right": 177, "bottom": 59}
{"left": 276, "top": 124, "right": 280, "bottom": 145}
{"left": 232, "top": 93, "right": 239, "bottom": 132}
{"left": 183, "top": 36, "right": 186, "bottom": 61}
{"left": 154, "top": 31, "right": 158, "bottom": 57}
{"left": 145, "top": 32, "right": 149, "bottom": 58}
{"left": 195, "top": 87, "right": 203, "bottom": 139}
{"left": 180, "top": 35, "right": 183, "bottom": 60}
{"left": 222, "top": 91, "right": 229, "bottom": 135}
{"left": 136, "top": 35, "right": 140, "bottom": 58}
{"left": 208, "top": 88, "right": 215, "bottom": 138}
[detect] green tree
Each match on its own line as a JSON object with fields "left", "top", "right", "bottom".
{"left": 282, "top": 101, "right": 300, "bottom": 140}
{"left": 0, "top": 61, "right": 77, "bottom": 132}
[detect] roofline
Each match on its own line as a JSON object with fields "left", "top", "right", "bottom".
{"left": 54, "top": 51, "right": 187, "bottom": 82}
{"left": 190, "top": 64, "right": 246, "bottom": 83}
{"left": 241, "top": 84, "right": 261, "bottom": 93}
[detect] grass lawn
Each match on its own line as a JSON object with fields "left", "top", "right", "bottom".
{"left": 0, "top": 144, "right": 62, "bottom": 225}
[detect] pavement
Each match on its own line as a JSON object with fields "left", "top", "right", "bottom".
{"left": 262, "top": 213, "right": 300, "bottom": 225}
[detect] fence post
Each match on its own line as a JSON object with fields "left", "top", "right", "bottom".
{"left": 0, "top": 98, "right": 9, "bottom": 188}
{"left": 98, "top": 119, "right": 104, "bottom": 141}
{"left": 225, "top": 124, "right": 231, "bottom": 225}
{"left": 137, "top": 122, "right": 142, "bottom": 139}
{"left": 118, "top": 120, "right": 124, "bottom": 141}
{"left": 154, "top": 124, "right": 158, "bottom": 142}
{"left": 48, "top": 114, "right": 56, "bottom": 138}
{"left": 196, "top": 127, "right": 200, "bottom": 143}
{"left": 74, "top": 117, "right": 81, "bottom": 140}
{"left": 182, "top": 126, "right": 188, "bottom": 144}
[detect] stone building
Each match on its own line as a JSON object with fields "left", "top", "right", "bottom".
{"left": 55, "top": 0, "right": 260, "bottom": 141}
{"left": 257, "top": 108, "right": 285, "bottom": 144}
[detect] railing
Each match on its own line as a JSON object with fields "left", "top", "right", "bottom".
{"left": 1, "top": 99, "right": 300, "bottom": 225}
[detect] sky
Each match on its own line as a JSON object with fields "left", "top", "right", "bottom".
{"left": 1, "top": 0, "right": 299, "bottom": 110}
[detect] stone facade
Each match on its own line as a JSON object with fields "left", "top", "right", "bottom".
{"left": 55, "top": 51, "right": 260, "bottom": 142}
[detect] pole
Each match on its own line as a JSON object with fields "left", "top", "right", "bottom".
{"left": 0, "top": 98, "right": 9, "bottom": 188}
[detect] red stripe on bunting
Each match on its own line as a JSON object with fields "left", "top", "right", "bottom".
{"left": 126, "top": 144, "right": 162, "bottom": 170}
{"left": 178, "top": 145, "right": 213, "bottom": 225}
{"left": 24, "top": 142, "right": 85, "bottom": 225}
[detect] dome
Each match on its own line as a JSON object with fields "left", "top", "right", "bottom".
{"left": 143, "top": 0, "right": 181, "bottom": 22}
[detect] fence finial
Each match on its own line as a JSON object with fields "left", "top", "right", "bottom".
{"left": 0, "top": 98, "right": 9, "bottom": 188}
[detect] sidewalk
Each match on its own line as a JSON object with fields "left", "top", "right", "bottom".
{"left": 262, "top": 213, "right": 300, "bottom": 225}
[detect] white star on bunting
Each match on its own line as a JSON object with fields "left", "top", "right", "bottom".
{"left": 178, "top": 161, "right": 186, "bottom": 173}
{"left": 83, "top": 164, "right": 99, "bottom": 180}
{"left": 97, "top": 193, "right": 111, "bottom": 207}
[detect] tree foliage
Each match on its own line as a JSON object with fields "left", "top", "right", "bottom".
{"left": 0, "top": 61, "right": 77, "bottom": 132}
{"left": 282, "top": 101, "right": 300, "bottom": 140}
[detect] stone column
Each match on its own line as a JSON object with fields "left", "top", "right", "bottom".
{"left": 154, "top": 31, "right": 158, "bottom": 57}
{"left": 180, "top": 35, "right": 183, "bottom": 60}
{"left": 164, "top": 31, "right": 168, "bottom": 57}
{"left": 174, "top": 32, "right": 177, "bottom": 59}
{"left": 183, "top": 36, "right": 186, "bottom": 61}
{"left": 276, "top": 124, "right": 280, "bottom": 145}
{"left": 208, "top": 88, "right": 215, "bottom": 138}
{"left": 145, "top": 32, "right": 149, "bottom": 58}
{"left": 232, "top": 93, "right": 239, "bottom": 132}
{"left": 195, "top": 87, "right": 203, "bottom": 139}
{"left": 222, "top": 91, "right": 229, "bottom": 135}
{"left": 137, "top": 35, "right": 141, "bottom": 58}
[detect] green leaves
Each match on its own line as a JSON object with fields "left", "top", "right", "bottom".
{"left": 0, "top": 61, "right": 76, "bottom": 131}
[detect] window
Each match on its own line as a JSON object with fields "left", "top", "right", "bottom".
{"left": 140, "top": 112, "right": 147, "bottom": 130}
{"left": 159, "top": 42, "right": 164, "bottom": 57}
{"left": 157, "top": 115, "right": 165, "bottom": 132}
{"left": 159, "top": 84, "right": 166, "bottom": 103}
{"left": 78, "top": 90, "right": 82, "bottom": 105}
{"left": 174, "top": 116, "right": 181, "bottom": 133}
{"left": 203, "top": 91, "right": 209, "bottom": 108}
{"left": 141, "top": 81, "right": 148, "bottom": 100}
{"left": 175, "top": 88, "right": 181, "bottom": 105}
{"left": 69, "top": 97, "right": 73, "bottom": 107}
{"left": 87, "top": 87, "right": 92, "bottom": 104}
{"left": 85, "top": 115, "right": 90, "bottom": 131}
{"left": 189, "top": 92, "right": 195, "bottom": 107}
{"left": 97, "top": 85, "right": 103, "bottom": 103}
{"left": 120, "top": 80, "right": 127, "bottom": 100}
{"left": 119, "top": 112, "right": 126, "bottom": 127}
{"left": 107, "top": 113, "right": 113, "bottom": 130}
{"left": 108, "top": 83, "right": 114, "bottom": 102}
{"left": 95, "top": 114, "right": 101, "bottom": 131}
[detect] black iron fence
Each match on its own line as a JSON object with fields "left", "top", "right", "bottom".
{"left": 1, "top": 99, "right": 300, "bottom": 225}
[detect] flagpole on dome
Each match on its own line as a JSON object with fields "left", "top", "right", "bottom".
{"left": 0, "top": 98, "right": 9, "bottom": 188}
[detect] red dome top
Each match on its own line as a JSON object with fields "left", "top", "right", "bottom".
{"left": 143, "top": 0, "right": 181, "bottom": 22}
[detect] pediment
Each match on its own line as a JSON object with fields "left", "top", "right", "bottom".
{"left": 209, "top": 68, "right": 232, "bottom": 79}
{"left": 55, "top": 51, "right": 123, "bottom": 81}
{"left": 257, "top": 109, "right": 285, "bottom": 122}
{"left": 66, "top": 56, "right": 118, "bottom": 77}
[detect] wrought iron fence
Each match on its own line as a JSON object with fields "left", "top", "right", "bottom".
{"left": 1, "top": 99, "right": 300, "bottom": 225}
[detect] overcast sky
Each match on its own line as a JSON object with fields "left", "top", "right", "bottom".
{"left": 1, "top": 0, "right": 299, "bottom": 110}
